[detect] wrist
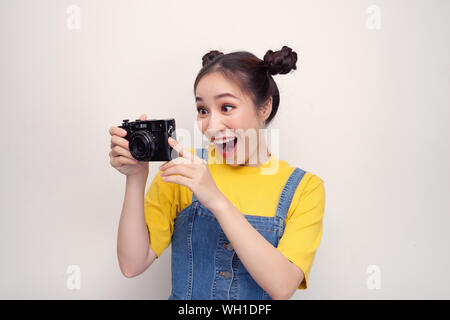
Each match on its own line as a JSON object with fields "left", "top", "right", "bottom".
{"left": 208, "top": 193, "right": 232, "bottom": 217}
{"left": 126, "top": 171, "right": 148, "bottom": 186}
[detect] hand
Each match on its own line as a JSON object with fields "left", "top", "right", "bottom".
{"left": 159, "top": 137, "right": 226, "bottom": 212}
{"left": 109, "top": 114, "right": 149, "bottom": 178}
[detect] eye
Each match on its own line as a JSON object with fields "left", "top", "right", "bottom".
{"left": 197, "top": 107, "right": 208, "bottom": 115}
{"left": 196, "top": 104, "right": 234, "bottom": 116}
{"left": 222, "top": 104, "right": 234, "bottom": 112}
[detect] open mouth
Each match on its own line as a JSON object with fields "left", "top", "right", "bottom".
{"left": 215, "top": 137, "right": 238, "bottom": 158}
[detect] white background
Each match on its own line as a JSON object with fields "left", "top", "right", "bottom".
{"left": 0, "top": 0, "right": 449, "bottom": 299}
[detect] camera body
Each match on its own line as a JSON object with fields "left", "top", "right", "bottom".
{"left": 119, "top": 118, "right": 178, "bottom": 162}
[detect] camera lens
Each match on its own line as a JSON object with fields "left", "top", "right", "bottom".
{"left": 129, "top": 131, "right": 156, "bottom": 161}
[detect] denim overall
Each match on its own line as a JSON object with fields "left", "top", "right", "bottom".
{"left": 168, "top": 148, "right": 306, "bottom": 300}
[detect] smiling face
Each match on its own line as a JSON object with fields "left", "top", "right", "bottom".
{"left": 195, "top": 72, "right": 272, "bottom": 167}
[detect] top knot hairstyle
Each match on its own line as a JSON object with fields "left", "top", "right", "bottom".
{"left": 194, "top": 45, "right": 298, "bottom": 127}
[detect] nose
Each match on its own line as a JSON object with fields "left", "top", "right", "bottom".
{"left": 205, "top": 112, "right": 228, "bottom": 139}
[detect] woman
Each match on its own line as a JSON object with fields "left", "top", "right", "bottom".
{"left": 109, "top": 46, "right": 325, "bottom": 300}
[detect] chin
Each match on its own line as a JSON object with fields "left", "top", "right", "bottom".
{"left": 227, "top": 163, "right": 240, "bottom": 167}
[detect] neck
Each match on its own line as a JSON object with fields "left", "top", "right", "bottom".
{"left": 227, "top": 135, "right": 271, "bottom": 168}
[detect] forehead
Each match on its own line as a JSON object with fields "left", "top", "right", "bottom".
{"left": 195, "top": 72, "right": 247, "bottom": 100}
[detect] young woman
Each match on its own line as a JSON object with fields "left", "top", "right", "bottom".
{"left": 109, "top": 46, "right": 325, "bottom": 300}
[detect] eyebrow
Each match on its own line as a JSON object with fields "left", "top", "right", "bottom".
{"left": 195, "top": 92, "right": 239, "bottom": 102}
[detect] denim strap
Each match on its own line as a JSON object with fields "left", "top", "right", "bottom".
{"left": 274, "top": 168, "right": 306, "bottom": 221}
{"left": 192, "top": 148, "right": 208, "bottom": 202}
{"left": 195, "top": 147, "right": 208, "bottom": 162}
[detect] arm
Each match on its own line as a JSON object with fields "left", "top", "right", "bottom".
{"left": 117, "top": 173, "right": 157, "bottom": 278}
{"left": 210, "top": 197, "right": 304, "bottom": 300}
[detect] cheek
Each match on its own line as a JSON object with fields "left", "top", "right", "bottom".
{"left": 227, "top": 118, "right": 242, "bottom": 129}
{"left": 197, "top": 118, "right": 208, "bottom": 133}
{"left": 229, "top": 110, "right": 251, "bottom": 129}
{"left": 233, "top": 117, "right": 258, "bottom": 136}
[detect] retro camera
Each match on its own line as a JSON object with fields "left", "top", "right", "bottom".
{"left": 119, "top": 118, "right": 178, "bottom": 161}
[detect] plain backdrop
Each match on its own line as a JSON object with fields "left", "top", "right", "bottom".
{"left": 0, "top": 0, "right": 449, "bottom": 299}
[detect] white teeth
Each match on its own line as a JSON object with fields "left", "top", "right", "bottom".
{"left": 214, "top": 137, "right": 236, "bottom": 144}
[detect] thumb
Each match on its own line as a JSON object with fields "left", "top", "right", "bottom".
{"left": 139, "top": 114, "right": 147, "bottom": 121}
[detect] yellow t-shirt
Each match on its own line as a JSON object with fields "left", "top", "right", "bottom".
{"left": 144, "top": 144, "right": 325, "bottom": 290}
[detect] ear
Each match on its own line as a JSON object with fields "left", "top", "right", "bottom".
{"left": 260, "top": 96, "right": 273, "bottom": 123}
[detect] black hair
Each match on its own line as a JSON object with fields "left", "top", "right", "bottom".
{"left": 194, "top": 45, "right": 298, "bottom": 126}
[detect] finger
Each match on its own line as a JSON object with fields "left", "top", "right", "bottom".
{"left": 167, "top": 137, "right": 195, "bottom": 162}
{"left": 159, "top": 156, "right": 192, "bottom": 171}
{"left": 160, "top": 173, "right": 192, "bottom": 188}
{"left": 110, "top": 157, "right": 118, "bottom": 167}
{"left": 110, "top": 157, "right": 125, "bottom": 168}
{"left": 159, "top": 160, "right": 169, "bottom": 167}
{"left": 116, "top": 156, "right": 139, "bottom": 166}
{"left": 111, "top": 145, "right": 134, "bottom": 159}
{"left": 160, "top": 159, "right": 203, "bottom": 172}
{"left": 160, "top": 164, "right": 196, "bottom": 179}
{"left": 138, "top": 114, "right": 147, "bottom": 121}
{"left": 109, "top": 126, "right": 127, "bottom": 137}
{"left": 111, "top": 135, "right": 130, "bottom": 150}
{"left": 167, "top": 138, "right": 205, "bottom": 165}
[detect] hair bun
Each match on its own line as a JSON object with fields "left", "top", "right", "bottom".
{"left": 202, "top": 50, "right": 224, "bottom": 67}
{"left": 263, "top": 46, "right": 298, "bottom": 75}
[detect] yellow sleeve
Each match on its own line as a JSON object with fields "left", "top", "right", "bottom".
{"left": 143, "top": 148, "right": 196, "bottom": 258}
{"left": 276, "top": 173, "right": 326, "bottom": 290}
{"left": 144, "top": 170, "right": 180, "bottom": 258}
